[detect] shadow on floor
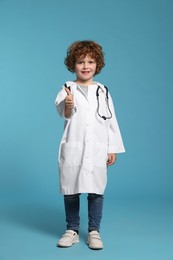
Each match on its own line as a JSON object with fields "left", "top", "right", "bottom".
{"left": 1, "top": 201, "right": 88, "bottom": 242}
{"left": 1, "top": 202, "right": 65, "bottom": 237}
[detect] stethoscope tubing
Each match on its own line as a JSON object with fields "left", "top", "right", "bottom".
{"left": 96, "top": 85, "right": 112, "bottom": 120}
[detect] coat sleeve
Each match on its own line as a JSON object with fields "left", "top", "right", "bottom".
{"left": 55, "top": 86, "right": 76, "bottom": 119}
{"left": 107, "top": 94, "right": 125, "bottom": 153}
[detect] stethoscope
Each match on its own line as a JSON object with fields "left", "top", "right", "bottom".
{"left": 96, "top": 85, "right": 112, "bottom": 120}
{"left": 64, "top": 83, "right": 112, "bottom": 121}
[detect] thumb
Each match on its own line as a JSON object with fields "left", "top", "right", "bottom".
{"left": 64, "top": 87, "right": 72, "bottom": 96}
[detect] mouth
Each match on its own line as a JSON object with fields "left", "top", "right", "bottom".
{"left": 81, "top": 71, "right": 90, "bottom": 74}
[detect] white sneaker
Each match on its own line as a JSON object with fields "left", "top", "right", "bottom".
{"left": 57, "top": 230, "right": 79, "bottom": 247}
{"left": 87, "top": 231, "right": 103, "bottom": 249}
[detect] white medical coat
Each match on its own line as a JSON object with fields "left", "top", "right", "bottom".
{"left": 55, "top": 81, "right": 125, "bottom": 195}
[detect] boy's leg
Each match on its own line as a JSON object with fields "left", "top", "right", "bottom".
{"left": 64, "top": 193, "right": 80, "bottom": 232}
{"left": 57, "top": 194, "right": 80, "bottom": 247}
{"left": 87, "top": 193, "right": 104, "bottom": 249}
{"left": 87, "top": 193, "right": 103, "bottom": 232}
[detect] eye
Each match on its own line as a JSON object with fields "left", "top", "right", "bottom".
{"left": 89, "top": 60, "right": 95, "bottom": 64}
{"left": 77, "top": 60, "right": 84, "bottom": 64}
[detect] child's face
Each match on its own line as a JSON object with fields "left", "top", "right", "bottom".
{"left": 74, "top": 55, "right": 97, "bottom": 84}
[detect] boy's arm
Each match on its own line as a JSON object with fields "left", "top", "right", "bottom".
{"left": 108, "top": 94, "right": 125, "bottom": 154}
{"left": 55, "top": 86, "right": 76, "bottom": 119}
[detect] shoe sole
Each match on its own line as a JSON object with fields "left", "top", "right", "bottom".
{"left": 57, "top": 239, "right": 79, "bottom": 248}
{"left": 87, "top": 241, "right": 103, "bottom": 250}
{"left": 88, "top": 245, "right": 103, "bottom": 250}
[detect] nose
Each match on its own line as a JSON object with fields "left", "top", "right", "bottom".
{"left": 83, "top": 62, "right": 88, "bottom": 69}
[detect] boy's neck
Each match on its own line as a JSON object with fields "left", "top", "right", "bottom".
{"left": 74, "top": 79, "right": 95, "bottom": 86}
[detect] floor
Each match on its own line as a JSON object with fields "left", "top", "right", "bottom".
{"left": 1, "top": 196, "right": 173, "bottom": 260}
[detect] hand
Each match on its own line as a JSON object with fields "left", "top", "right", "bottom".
{"left": 65, "top": 87, "right": 74, "bottom": 109}
{"left": 107, "top": 153, "right": 116, "bottom": 166}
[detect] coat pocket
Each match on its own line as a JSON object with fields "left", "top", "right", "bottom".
{"left": 59, "top": 141, "right": 83, "bottom": 167}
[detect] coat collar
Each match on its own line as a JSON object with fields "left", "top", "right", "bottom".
{"left": 64, "top": 81, "right": 106, "bottom": 93}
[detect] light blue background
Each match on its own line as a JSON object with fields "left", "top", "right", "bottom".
{"left": 0, "top": 0, "right": 173, "bottom": 259}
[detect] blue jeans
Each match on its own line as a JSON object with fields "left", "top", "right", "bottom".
{"left": 64, "top": 193, "right": 103, "bottom": 232}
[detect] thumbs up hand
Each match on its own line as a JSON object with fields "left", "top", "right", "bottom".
{"left": 64, "top": 87, "right": 74, "bottom": 118}
{"left": 65, "top": 87, "right": 74, "bottom": 109}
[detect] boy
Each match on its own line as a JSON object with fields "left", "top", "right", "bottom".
{"left": 55, "top": 40, "right": 125, "bottom": 249}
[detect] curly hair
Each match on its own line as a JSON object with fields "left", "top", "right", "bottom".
{"left": 64, "top": 40, "right": 105, "bottom": 75}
